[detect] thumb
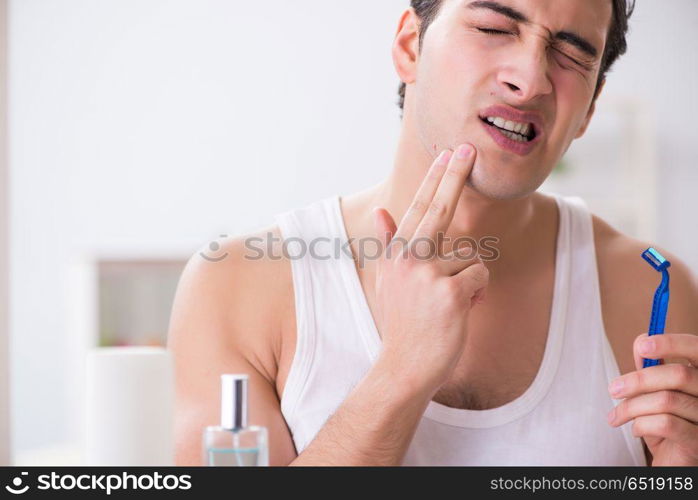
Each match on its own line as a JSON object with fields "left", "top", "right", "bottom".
{"left": 455, "top": 258, "right": 490, "bottom": 299}
{"left": 372, "top": 207, "right": 397, "bottom": 248}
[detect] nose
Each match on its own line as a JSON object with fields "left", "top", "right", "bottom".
{"left": 496, "top": 41, "right": 553, "bottom": 103}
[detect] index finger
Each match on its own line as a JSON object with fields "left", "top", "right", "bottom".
{"left": 391, "top": 148, "right": 453, "bottom": 243}
{"left": 413, "top": 143, "right": 475, "bottom": 241}
{"left": 634, "top": 333, "right": 698, "bottom": 370}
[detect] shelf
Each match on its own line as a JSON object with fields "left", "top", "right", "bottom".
{"left": 98, "top": 259, "right": 186, "bottom": 347}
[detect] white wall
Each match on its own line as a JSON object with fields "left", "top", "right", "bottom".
{"left": 9, "top": 0, "right": 404, "bottom": 461}
{"left": 603, "top": 0, "right": 698, "bottom": 263}
{"left": 8, "top": 0, "right": 698, "bottom": 461}
{"left": 0, "top": 0, "right": 10, "bottom": 467}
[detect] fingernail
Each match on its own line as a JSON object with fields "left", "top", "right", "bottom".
{"left": 607, "top": 407, "right": 616, "bottom": 424}
{"left": 438, "top": 149, "right": 453, "bottom": 165}
{"left": 609, "top": 379, "right": 624, "bottom": 395}
{"left": 639, "top": 338, "right": 654, "bottom": 354}
{"left": 456, "top": 144, "right": 472, "bottom": 159}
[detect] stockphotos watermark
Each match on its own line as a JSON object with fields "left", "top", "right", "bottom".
{"left": 4, "top": 470, "right": 192, "bottom": 495}
{"left": 200, "top": 232, "right": 501, "bottom": 268}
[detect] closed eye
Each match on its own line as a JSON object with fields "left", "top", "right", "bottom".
{"left": 555, "top": 48, "right": 592, "bottom": 70}
{"left": 476, "top": 27, "right": 511, "bottom": 35}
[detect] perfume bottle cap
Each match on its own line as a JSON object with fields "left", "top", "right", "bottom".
{"left": 220, "top": 374, "right": 248, "bottom": 430}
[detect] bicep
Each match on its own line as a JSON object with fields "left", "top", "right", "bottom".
{"left": 167, "top": 253, "right": 298, "bottom": 466}
{"left": 657, "top": 246, "right": 698, "bottom": 336}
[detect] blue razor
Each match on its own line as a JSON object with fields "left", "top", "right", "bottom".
{"left": 641, "top": 247, "right": 671, "bottom": 368}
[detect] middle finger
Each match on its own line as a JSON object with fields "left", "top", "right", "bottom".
{"left": 413, "top": 143, "right": 475, "bottom": 241}
{"left": 392, "top": 149, "right": 453, "bottom": 244}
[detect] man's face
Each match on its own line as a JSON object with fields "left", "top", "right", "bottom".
{"left": 404, "top": 0, "right": 612, "bottom": 200}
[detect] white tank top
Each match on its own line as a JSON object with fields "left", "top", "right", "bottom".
{"left": 274, "top": 192, "right": 648, "bottom": 466}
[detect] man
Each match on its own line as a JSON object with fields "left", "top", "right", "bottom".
{"left": 168, "top": 0, "right": 698, "bottom": 466}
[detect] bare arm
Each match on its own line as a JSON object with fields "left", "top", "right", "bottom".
{"left": 290, "top": 353, "right": 438, "bottom": 466}
{"left": 295, "top": 145, "right": 489, "bottom": 465}
{"left": 167, "top": 239, "right": 437, "bottom": 466}
{"left": 167, "top": 238, "right": 298, "bottom": 466}
{"left": 170, "top": 143, "right": 488, "bottom": 466}
{"left": 167, "top": 238, "right": 438, "bottom": 466}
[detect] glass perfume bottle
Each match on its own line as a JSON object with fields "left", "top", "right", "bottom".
{"left": 202, "top": 374, "right": 268, "bottom": 466}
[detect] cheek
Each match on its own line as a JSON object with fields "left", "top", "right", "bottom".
{"left": 417, "top": 44, "right": 483, "bottom": 121}
{"left": 549, "top": 73, "right": 593, "bottom": 138}
{"left": 420, "top": 31, "right": 485, "bottom": 93}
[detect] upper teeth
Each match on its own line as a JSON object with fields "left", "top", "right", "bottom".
{"left": 486, "top": 116, "right": 532, "bottom": 137}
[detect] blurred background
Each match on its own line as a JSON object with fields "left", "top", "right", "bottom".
{"left": 0, "top": 0, "right": 696, "bottom": 465}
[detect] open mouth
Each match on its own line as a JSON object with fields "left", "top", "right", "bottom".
{"left": 479, "top": 116, "right": 537, "bottom": 143}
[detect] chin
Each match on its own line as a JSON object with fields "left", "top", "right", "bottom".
{"left": 466, "top": 163, "right": 542, "bottom": 201}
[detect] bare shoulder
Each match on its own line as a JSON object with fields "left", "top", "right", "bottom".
{"left": 592, "top": 214, "right": 698, "bottom": 375}
{"left": 169, "top": 224, "right": 296, "bottom": 395}
{"left": 167, "top": 225, "right": 299, "bottom": 465}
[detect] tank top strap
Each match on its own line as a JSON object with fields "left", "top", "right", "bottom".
{"left": 555, "top": 194, "right": 647, "bottom": 466}
{"left": 274, "top": 200, "right": 322, "bottom": 421}
{"left": 274, "top": 195, "right": 374, "bottom": 439}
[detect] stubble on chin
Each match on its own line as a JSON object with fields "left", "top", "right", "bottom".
{"left": 465, "top": 160, "right": 543, "bottom": 201}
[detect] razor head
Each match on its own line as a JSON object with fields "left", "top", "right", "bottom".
{"left": 642, "top": 247, "right": 671, "bottom": 271}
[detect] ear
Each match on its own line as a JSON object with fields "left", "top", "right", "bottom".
{"left": 392, "top": 8, "right": 421, "bottom": 86}
{"left": 574, "top": 78, "right": 606, "bottom": 139}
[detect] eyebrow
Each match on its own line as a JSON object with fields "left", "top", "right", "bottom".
{"left": 466, "top": 0, "right": 599, "bottom": 59}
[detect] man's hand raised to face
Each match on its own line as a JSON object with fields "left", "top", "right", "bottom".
{"left": 372, "top": 143, "right": 490, "bottom": 392}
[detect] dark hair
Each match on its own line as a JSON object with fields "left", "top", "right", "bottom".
{"left": 397, "top": 0, "right": 636, "bottom": 113}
